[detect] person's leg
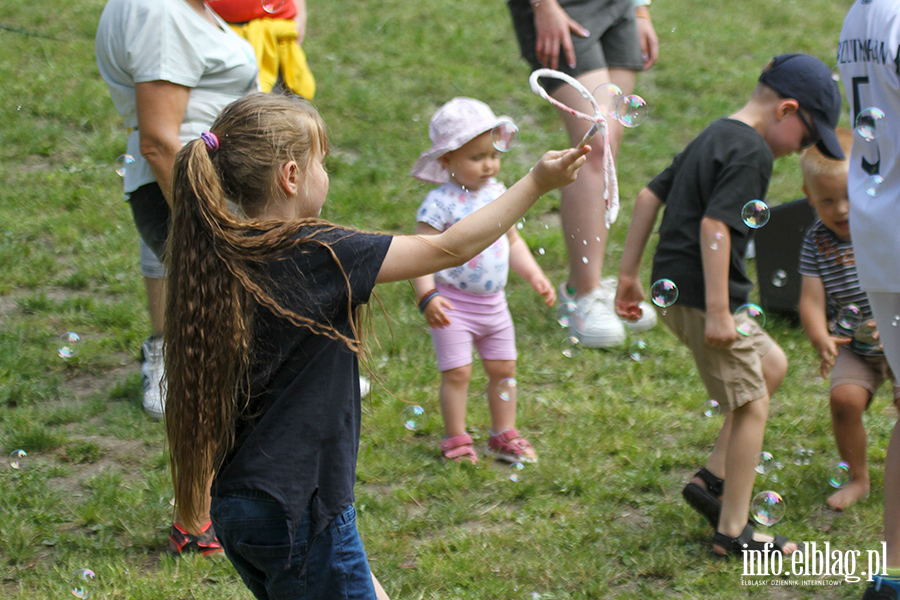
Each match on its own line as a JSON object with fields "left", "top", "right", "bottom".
{"left": 828, "top": 384, "right": 872, "bottom": 510}
{"left": 371, "top": 574, "right": 390, "bottom": 600}
{"left": 553, "top": 68, "right": 633, "bottom": 297}
{"left": 440, "top": 364, "right": 473, "bottom": 439}
{"left": 145, "top": 276, "right": 165, "bottom": 337}
{"left": 869, "top": 292, "right": 900, "bottom": 573}
{"left": 483, "top": 359, "right": 518, "bottom": 433}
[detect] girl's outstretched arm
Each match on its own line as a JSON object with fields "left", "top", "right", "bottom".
{"left": 376, "top": 146, "right": 588, "bottom": 284}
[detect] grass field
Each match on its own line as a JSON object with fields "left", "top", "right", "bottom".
{"left": 0, "top": 0, "right": 892, "bottom": 598}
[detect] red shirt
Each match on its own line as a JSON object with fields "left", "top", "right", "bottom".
{"left": 208, "top": 0, "right": 296, "bottom": 23}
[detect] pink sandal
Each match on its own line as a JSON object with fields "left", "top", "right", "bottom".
{"left": 486, "top": 428, "right": 537, "bottom": 464}
{"left": 440, "top": 433, "right": 479, "bottom": 464}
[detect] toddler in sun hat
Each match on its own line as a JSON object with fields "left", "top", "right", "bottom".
{"left": 411, "top": 96, "right": 555, "bottom": 464}
{"left": 411, "top": 97, "right": 513, "bottom": 184}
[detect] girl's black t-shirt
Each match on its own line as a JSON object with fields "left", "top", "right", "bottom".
{"left": 212, "top": 226, "right": 392, "bottom": 545}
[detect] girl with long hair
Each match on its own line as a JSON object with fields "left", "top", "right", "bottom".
{"left": 164, "top": 92, "right": 587, "bottom": 599}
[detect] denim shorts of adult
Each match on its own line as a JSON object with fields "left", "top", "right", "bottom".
{"left": 508, "top": 0, "right": 643, "bottom": 92}
{"left": 210, "top": 491, "right": 377, "bottom": 600}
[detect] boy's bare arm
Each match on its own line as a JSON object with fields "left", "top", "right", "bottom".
{"left": 508, "top": 226, "right": 556, "bottom": 306}
{"left": 799, "top": 274, "right": 850, "bottom": 377}
{"left": 615, "top": 187, "right": 662, "bottom": 320}
{"left": 700, "top": 217, "right": 736, "bottom": 348}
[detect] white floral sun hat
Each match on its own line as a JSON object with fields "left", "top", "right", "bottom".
{"left": 411, "top": 97, "right": 513, "bottom": 184}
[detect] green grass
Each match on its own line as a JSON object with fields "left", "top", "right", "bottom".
{"left": 0, "top": 0, "right": 889, "bottom": 598}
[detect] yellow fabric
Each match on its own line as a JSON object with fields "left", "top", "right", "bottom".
{"left": 229, "top": 18, "right": 315, "bottom": 99}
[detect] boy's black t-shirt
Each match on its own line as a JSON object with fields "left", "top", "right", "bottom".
{"left": 649, "top": 118, "right": 773, "bottom": 312}
{"left": 211, "top": 226, "right": 392, "bottom": 545}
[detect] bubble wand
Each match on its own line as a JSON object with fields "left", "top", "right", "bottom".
{"left": 529, "top": 68, "right": 618, "bottom": 227}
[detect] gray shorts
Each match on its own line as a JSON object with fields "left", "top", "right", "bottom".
{"left": 508, "top": 0, "right": 644, "bottom": 92}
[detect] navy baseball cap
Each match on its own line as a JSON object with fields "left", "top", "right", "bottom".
{"left": 759, "top": 54, "right": 844, "bottom": 160}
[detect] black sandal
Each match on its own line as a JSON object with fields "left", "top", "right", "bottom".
{"left": 682, "top": 467, "right": 724, "bottom": 528}
{"left": 713, "top": 523, "right": 800, "bottom": 559}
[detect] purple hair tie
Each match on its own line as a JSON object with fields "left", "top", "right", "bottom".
{"left": 201, "top": 131, "right": 219, "bottom": 151}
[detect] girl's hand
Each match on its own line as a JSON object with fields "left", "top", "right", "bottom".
{"left": 814, "top": 336, "right": 851, "bottom": 378}
{"left": 533, "top": 0, "right": 590, "bottom": 70}
{"left": 529, "top": 146, "right": 590, "bottom": 194}
{"left": 636, "top": 13, "right": 659, "bottom": 69}
{"left": 423, "top": 295, "right": 454, "bottom": 329}
{"left": 531, "top": 274, "right": 556, "bottom": 306}
{"left": 704, "top": 309, "right": 737, "bottom": 349}
{"left": 615, "top": 276, "right": 645, "bottom": 322}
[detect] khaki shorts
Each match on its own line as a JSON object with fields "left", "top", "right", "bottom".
{"left": 661, "top": 305, "right": 775, "bottom": 413}
{"left": 831, "top": 345, "right": 900, "bottom": 405}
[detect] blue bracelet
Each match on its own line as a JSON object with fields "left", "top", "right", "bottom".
{"left": 418, "top": 290, "right": 440, "bottom": 313}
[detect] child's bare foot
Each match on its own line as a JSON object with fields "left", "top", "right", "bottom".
{"left": 826, "top": 479, "right": 869, "bottom": 510}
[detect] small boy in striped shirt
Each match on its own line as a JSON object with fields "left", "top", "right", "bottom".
{"left": 798, "top": 127, "right": 900, "bottom": 511}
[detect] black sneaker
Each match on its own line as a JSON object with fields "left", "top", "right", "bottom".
{"left": 168, "top": 521, "right": 223, "bottom": 556}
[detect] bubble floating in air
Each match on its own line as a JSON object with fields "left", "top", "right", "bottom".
{"left": 650, "top": 279, "right": 678, "bottom": 308}
{"left": 629, "top": 339, "right": 648, "bottom": 362}
{"left": 561, "top": 336, "right": 581, "bottom": 358}
{"left": 702, "top": 399, "right": 720, "bottom": 418}
{"left": 735, "top": 303, "right": 766, "bottom": 336}
{"left": 855, "top": 107, "right": 885, "bottom": 141}
{"left": 741, "top": 200, "right": 770, "bottom": 229}
{"left": 771, "top": 269, "right": 787, "bottom": 288}
{"left": 865, "top": 174, "right": 884, "bottom": 197}
{"left": 491, "top": 120, "right": 521, "bottom": 152}
{"left": 58, "top": 332, "right": 82, "bottom": 359}
{"left": 261, "top": 0, "right": 284, "bottom": 12}
{"left": 755, "top": 451, "right": 775, "bottom": 475}
{"left": 591, "top": 83, "right": 624, "bottom": 118}
{"left": 71, "top": 568, "right": 96, "bottom": 599}
{"left": 615, "top": 95, "right": 649, "bottom": 127}
{"left": 509, "top": 462, "right": 525, "bottom": 482}
{"left": 557, "top": 300, "right": 577, "bottom": 328}
{"left": 837, "top": 304, "right": 862, "bottom": 331}
{"left": 114, "top": 154, "right": 134, "bottom": 177}
{"left": 707, "top": 232, "right": 725, "bottom": 250}
{"left": 8, "top": 449, "right": 26, "bottom": 470}
{"left": 498, "top": 378, "right": 517, "bottom": 402}
{"left": 751, "top": 491, "right": 785, "bottom": 526}
{"left": 828, "top": 461, "right": 851, "bottom": 489}
{"left": 402, "top": 405, "right": 425, "bottom": 431}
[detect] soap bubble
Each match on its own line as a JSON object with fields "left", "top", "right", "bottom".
{"left": 498, "top": 378, "right": 517, "bottom": 402}
{"left": 893, "top": 315, "right": 900, "bottom": 327}
{"left": 702, "top": 399, "right": 720, "bottom": 418}
{"left": 855, "top": 107, "right": 886, "bottom": 141}
{"left": 71, "top": 568, "right": 96, "bottom": 599}
{"left": 537, "top": 247, "right": 545, "bottom": 256}
{"left": 828, "top": 461, "right": 851, "bottom": 489}
{"left": 755, "top": 451, "right": 775, "bottom": 475}
{"left": 509, "top": 462, "right": 525, "bottom": 482}
{"left": 650, "top": 279, "right": 678, "bottom": 308}
{"left": 865, "top": 174, "right": 884, "bottom": 197}
{"left": 561, "top": 336, "right": 581, "bottom": 358}
{"left": 707, "top": 232, "right": 725, "bottom": 250}
{"left": 581, "top": 256, "right": 589, "bottom": 264}
{"left": 771, "top": 269, "right": 787, "bottom": 288}
{"left": 114, "top": 154, "right": 134, "bottom": 177}
{"left": 261, "top": 0, "right": 284, "bottom": 12}
{"left": 614, "top": 94, "right": 649, "bottom": 127}
{"left": 557, "top": 300, "right": 577, "bottom": 328}
{"left": 491, "top": 120, "right": 521, "bottom": 152}
{"left": 793, "top": 448, "right": 814, "bottom": 466}
{"left": 734, "top": 303, "right": 766, "bottom": 336}
{"left": 592, "top": 83, "right": 624, "bottom": 118}
{"left": 58, "top": 332, "right": 82, "bottom": 359}
{"left": 402, "top": 405, "right": 425, "bottom": 431}
{"left": 741, "top": 200, "right": 770, "bottom": 229}
{"left": 8, "top": 449, "right": 26, "bottom": 470}
{"left": 751, "top": 491, "right": 785, "bottom": 526}
{"left": 837, "top": 304, "right": 863, "bottom": 331}
{"left": 629, "top": 339, "right": 648, "bottom": 362}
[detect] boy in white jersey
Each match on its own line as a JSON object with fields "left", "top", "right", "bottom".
{"left": 798, "top": 127, "right": 900, "bottom": 512}
{"left": 839, "top": 2, "right": 900, "bottom": 597}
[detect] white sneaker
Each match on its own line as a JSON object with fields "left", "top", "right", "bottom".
{"left": 141, "top": 336, "right": 166, "bottom": 419}
{"left": 570, "top": 288, "right": 626, "bottom": 348}
{"left": 598, "top": 277, "right": 657, "bottom": 333}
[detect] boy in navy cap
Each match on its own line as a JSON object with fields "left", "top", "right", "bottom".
{"left": 615, "top": 54, "right": 843, "bottom": 559}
